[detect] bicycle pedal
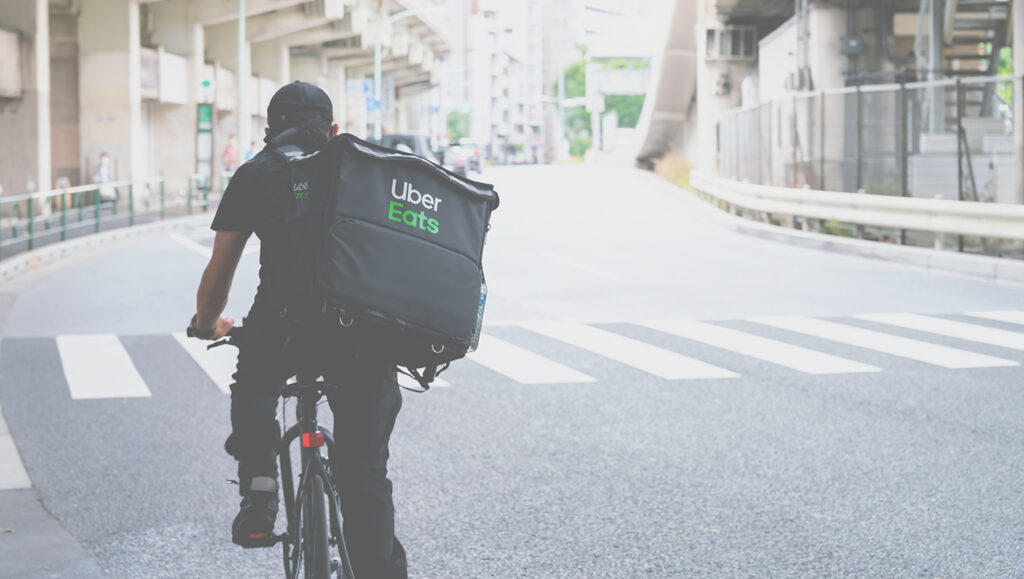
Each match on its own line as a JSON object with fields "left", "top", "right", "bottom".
{"left": 235, "top": 532, "right": 284, "bottom": 549}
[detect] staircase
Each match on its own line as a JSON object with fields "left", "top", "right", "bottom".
{"left": 943, "top": 0, "right": 1012, "bottom": 117}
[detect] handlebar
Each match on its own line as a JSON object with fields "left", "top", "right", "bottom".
{"left": 185, "top": 322, "right": 244, "bottom": 350}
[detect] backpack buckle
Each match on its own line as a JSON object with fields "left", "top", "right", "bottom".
{"left": 339, "top": 317, "right": 354, "bottom": 327}
{"left": 431, "top": 344, "right": 445, "bottom": 354}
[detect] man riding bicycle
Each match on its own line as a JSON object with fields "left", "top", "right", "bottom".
{"left": 187, "top": 81, "right": 407, "bottom": 578}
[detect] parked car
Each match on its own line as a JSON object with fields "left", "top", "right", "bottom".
{"left": 378, "top": 134, "right": 441, "bottom": 165}
{"left": 443, "top": 145, "right": 469, "bottom": 176}
{"left": 456, "top": 138, "right": 483, "bottom": 172}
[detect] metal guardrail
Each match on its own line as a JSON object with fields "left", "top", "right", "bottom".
{"left": 0, "top": 174, "right": 228, "bottom": 261}
{"left": 690, "top": 169, "right": 1024, "bottom": 242}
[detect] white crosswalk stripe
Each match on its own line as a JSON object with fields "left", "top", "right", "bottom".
{"left": 172, "top": 332, "right": 238, "bottom": 394}
{"left": 467, "top": 333, "right": 596, "bottom": 384}
{"left": 965, "top": 310, "right": 1024, "bottom": 327}
{"left": 39, "top": 311, "right": 1024, "bottom": 399}
{"left": 855, "top": 313, "right": 1024, "bottom": 352}
{"left": 638, "top": 319, "right": 881, "bottom": 375}
{"left": 56, "top": 334, "right": 151, "bottom": 399}
{"left": 749, "top": 316, "right": 1018, "bottom": 369}
{"left": 519, "top": 321, "right": 739, "bottom": 380}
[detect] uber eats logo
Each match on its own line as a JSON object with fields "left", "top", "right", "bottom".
{"left": 389, "top": 179, "right": 442, "bottom": 235}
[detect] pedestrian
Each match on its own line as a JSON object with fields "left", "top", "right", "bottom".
{"left": 93, "top": 152, "right": 116, "bottom": 202}
{"left": 186, "top": 81, "right": 407, "bottom": 578}
{"left": 222, "top": 134, "right": 239, "bottom": 172}
{"left": 244, "top": 139, "right": 260, "bottom": 162}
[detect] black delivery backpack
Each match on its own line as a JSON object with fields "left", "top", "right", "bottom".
{"left": 270, "top": 132, "right": 499, "bottom": 390}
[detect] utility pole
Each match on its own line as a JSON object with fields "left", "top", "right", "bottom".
{"left": 1015, "top": 0, "right": 1024, "bottom": 202}
{"left": 237, "top": 0, "right": 249, "bottom": 168}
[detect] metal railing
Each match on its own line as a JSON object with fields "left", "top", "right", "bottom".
{"left": 717, "top": 74, "right": 1021, "bottom": 205}
{"left": 690, "top": 170, "right": 1024, "bottom": 259}
{"left": 715, "top": 74, "right": 1024, "bottom": 257}
{"left": 0, "top": 175, "right": 225, "bottom": 261}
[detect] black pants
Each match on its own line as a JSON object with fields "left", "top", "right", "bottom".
{"left": 225, "top": 317, "right": 407, "bottom": 579}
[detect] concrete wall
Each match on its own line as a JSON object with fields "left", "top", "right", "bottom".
{"left": 0, "top": 0, "right": 50, "bottom": 196}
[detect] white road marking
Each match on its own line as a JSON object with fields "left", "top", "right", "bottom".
{"left": 749, "top": 316, "right": 1018, "bottom": 369}
{"left": 56, "top": 334, "right": 152, "bottom": 399}
{"left": 965, "top": 310, "right": 1024, "bottom": 327}
{"left": 398, "top": 371, "right": 449, "bottom": 389}
{"left": 0, "top": 403, "right": 31, "bottom": 490}
{"left": 170, "top": 232, "right": 259, "bottom": 258}
{"left": 519, "top": 321, "right": 739, "bottom": 380}
{"left": 537, "top": 250, "right": 618, "bottom": 279}
{"left": 855, "top": 313, "right": 1024, "bottom": 352}
{"left": 172, "top": 332, "right": 238, "bottom": 394}
{"left": 468, "top": 334, "right": 596, "bottom": 383}
{"left": 639, "top": 319, "right": 880, "bottom": 375}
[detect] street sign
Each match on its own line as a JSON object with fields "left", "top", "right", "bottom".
{"left": 197, "top": 104, "right": 212, "bottom": 132}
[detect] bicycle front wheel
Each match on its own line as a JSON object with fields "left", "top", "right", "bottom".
{"left": 303, "top": 472, "right": 332, "bottom": 579}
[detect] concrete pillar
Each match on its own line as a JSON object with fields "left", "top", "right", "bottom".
{"left": 1014, "top": 0, "right": 1024, "bottom": 203}
{"left": 327, "top": 64, "right": 347, "bottom": 132}
{"left": 0, "top": 0, "right": 51, "bottom": 194}
{"left": 78, "top": 0, "right": 144, "bottom": 183}
{"left": 205, "top": 19, "right": 252, "bottom": 171}
{"left": 291, "top": 51, "right": 328, "bottom": 88}
{"left": 149, "top": 8, "right": 205, "bottom": 196}
{"left": 252, "top": 40, "right": 290, "bottom": 84}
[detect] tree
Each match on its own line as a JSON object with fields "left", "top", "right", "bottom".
{"left": 447, "top": 111, "right": 470, "bottom": 140}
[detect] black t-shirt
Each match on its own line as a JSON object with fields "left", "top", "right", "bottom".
{"left": 211, "top": 147, "right": 292, "bottom": 317}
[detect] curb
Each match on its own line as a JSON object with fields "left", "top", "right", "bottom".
{"left": 0, "top": 213, "right": 214, "bottom": 286}
{"left": 637, "top": 170, "right": 1024, "bottom": 284}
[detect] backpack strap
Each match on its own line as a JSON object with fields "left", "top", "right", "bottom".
{"left": 397, "top": 367, "right": 431, "bottom": 393}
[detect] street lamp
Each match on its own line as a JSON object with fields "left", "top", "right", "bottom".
{"left": 374, "top": 6, "right": 445, "bottom": 140}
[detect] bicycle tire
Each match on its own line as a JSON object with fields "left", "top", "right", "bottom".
{"left": 303, "top": 473, "right": 332, "bottom": 579}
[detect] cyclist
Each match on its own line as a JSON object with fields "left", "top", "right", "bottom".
{"left": 187, "top": 81, "right": 407, "bottom": 578}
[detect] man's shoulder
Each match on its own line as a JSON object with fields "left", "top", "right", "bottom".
{"left": 229, "top": 150, "right": 287, "bottom": 185}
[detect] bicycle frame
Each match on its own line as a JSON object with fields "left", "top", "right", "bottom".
{"left": 278, "top": 377, "right": 355, "bottom": 579}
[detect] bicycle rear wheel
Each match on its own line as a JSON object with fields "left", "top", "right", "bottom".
{"left": 303, "top": 473, "right": 331, "bottom": 579}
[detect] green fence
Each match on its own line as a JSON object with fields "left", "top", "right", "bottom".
{"left": 0, "top": 174, "right": 227, "bottom": 261}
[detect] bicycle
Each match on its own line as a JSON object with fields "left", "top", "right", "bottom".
{"left": 209, "top": 326, "right": 357, "bottom": 579}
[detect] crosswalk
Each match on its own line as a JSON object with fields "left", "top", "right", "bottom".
{"left": 7, "top": 311, "right": 1024, "bottom": 400}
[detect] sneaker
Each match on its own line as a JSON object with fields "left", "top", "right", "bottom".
{"left": 231, "top": 476, "right": 279, "bottom": 548}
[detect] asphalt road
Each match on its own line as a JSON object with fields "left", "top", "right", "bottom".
{"left": 1, "top": 164, "right": 1023, "bottom": 577}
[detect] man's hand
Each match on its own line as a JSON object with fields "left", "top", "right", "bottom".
{"left": 210, "top": 316, "right": 235, "bottom": 340}
{"left": 188, "top": 314, "right": 235, "bottom": 340}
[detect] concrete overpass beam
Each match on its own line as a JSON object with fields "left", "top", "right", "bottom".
{"left": 148, "top": 0, "right": 310, "bottom": 27}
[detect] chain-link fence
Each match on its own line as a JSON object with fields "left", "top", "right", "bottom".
{"left": 717, "top": 75, "right": 1023, "bottom": 258}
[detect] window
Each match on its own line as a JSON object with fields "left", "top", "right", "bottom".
{"left": 706, "top": 26, "right": 757, "bottom": 61}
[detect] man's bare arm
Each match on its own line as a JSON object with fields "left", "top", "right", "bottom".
{"left": 194, "top": 230, "right": 250, "bottom": 338}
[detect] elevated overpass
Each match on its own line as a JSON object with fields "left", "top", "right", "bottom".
{"left": 1, "top": 0, "right": 449, "bottom": 198}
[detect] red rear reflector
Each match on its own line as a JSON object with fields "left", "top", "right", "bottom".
{"left": 248, "top": 533, "right": 269, "bottom": 539}
{"left": 302, "top": 432, "right": 324, "bottom": 448}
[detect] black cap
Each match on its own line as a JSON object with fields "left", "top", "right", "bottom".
{"left": 267, "top": 81, "right": 333, "bottom": 133}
